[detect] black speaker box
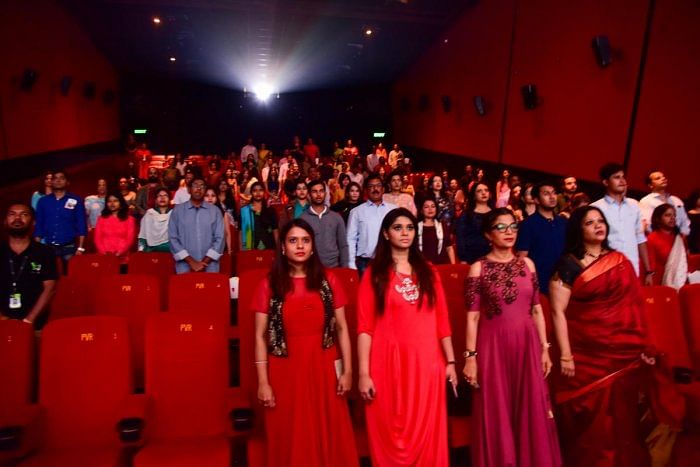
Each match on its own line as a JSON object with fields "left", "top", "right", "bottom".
{"left": 521, "top": 84, "right": 538, "bottom": 110}
{"left": 473, "top": 96, "right": 486, "bottom": 116}
{"left": 20, "top": 68, "right": 38, "bottom": 91}
{"left": 592, "top": 35, "right": 612, "bottom": 68}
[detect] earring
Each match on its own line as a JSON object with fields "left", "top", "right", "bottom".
{"left": 282, "top": 249, "right": 286, "bottom": 254}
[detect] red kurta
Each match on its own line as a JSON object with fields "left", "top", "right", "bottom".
{"left": 252, "top": 272, "right": 358, "bottom": 467}
{"left": 357, "top": 267, "right": 451, "bottom": 467}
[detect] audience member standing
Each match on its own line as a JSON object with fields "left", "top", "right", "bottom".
{"left": 346, "top": 175, "right": 396, "bottom": 274}
{"left": 556, "top": 176, "right": 579, "bottom": 216}
{"left": 417, "top": 198, "right": 456, "bottom": 265}
{"left": 383, "top": 173, "right": 417, "bottom": 216}
{"left": 253, "top": 219, "right": 358, "bottom": 467}
{"left": 241, "top": 137, "right": 258, "bottom": 164}
{"left": 358, "top": 208, "right": 456, "bottom": 467}
{"left": 388, "top": 144, "right": 403, "bottom": 170}
{"left": 429, "top": 174, "right": 454, "bottom": 226}
{"left": 34, "top": 170, "right": 88, "bottom": 269}
{"left": 1, "top": 203, "right": 57, "bottom": 325}
{"left": 303, "top": 138, "right": 320, "bottom": 166}
{"left": 138, "top": 187, "right": 172, "bottom": 252}
{"left": 464, "top": 208, "right": 560, "bottom": 467}
{"left": 591, "top": 163, "right": 652, "bottom": 281}
{"left": 173, "top": 169, "right": 195, "bottom": 205}
{"left": 516, "top": 182, "right": 567, "bottom": 294}
{"left": 300, "top": 180, "right": 348, "bottom": 268}
{"left": 135, "top": 168, "right": 162, "bottom": 217}
{"left": 168, "top": 178, "right": 225, "bottom": 273}
{"left": 549, "top": 206, "right": 658, "bottom": 467}
{"left": 495, "top": 169, "right": 512, "bottom": 208}
{"left": 240, "top": 182, "right": 279, "bottom": 251}
{"left": 455, "top": 183, "right": 492, "bottom": 264}
{"left": 31, "top": 170, "right": 53, "bottom": 210}
{"left": 118, "top": 176, "right": 137, "bottom": 212}
{"left": 647, "top": 203, "right": 688, "bottom": 288}
{"left": 94, "top": 192, "right": 137, "bottom": 264}
{"left": 639, "top": 170, "right": 690, "bottom": 236}
{"left": 688, "top": 191, "right": 700, "bottom": 254}
{"left": 331, "top": 182, "right": 363, "bottom": 224}
{"left": 84, "top": 178, "right": 108, "bottom": 230}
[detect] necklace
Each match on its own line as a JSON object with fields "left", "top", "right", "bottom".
{"left": 394, "top": 266, "right": 420, "bottom": 305}
{"left": 584, "top": 249, "right": 602, "bottom": 260}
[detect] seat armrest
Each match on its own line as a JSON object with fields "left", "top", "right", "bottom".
{"left": 115, "top": 394, "right": 150, "bottom": 445}
{"left": 0, "top": 404, "right": 42, "bottom": 456}
{"left": 226, "top": 387, "right": 253, "bottom": 433}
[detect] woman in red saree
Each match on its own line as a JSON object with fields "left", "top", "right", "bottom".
{"left": 549, "top": 206, "right": 656, "bottom": 466}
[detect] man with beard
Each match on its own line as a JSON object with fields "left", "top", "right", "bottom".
{"left": 1, "top": 203, "right": 57, "bottom": 324}
{"left": 135, "top": 167, "right": 162, "bottom": 216}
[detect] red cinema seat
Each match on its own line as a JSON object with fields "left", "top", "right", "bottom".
{"left": 219, "top": 252, "right": 233, "bottom": 278}
{"left": 128, "top": 253, "right": 175, "bottom": 310}
{"left": 134, "top": 314, "right": 248, "bottom": 467}
{"left": 67, "top": 254, "right": 121, "bottom": 279}
{"left": 688, "top": 254, "right": 700, "bottom": 273}
{"left": 168, "top": 273, "right": 230, "bottom": 327}
{"left": 642, "top": 286, "right": 693, "bottom": 372}
{"left": 680, "top": 284, "right": 700, "bottom": 375}
{"left": 49, "top": 276, "right": 96, "bottom": 321}
{"left": 235, "top": 250, "right": 274, "bottom": 277}
{"left": 237, "top": 269, "right": 270, "bottom": 399}
{"left": 9, "top": 316, "right": 142, "bottom": 467}
{"left": 96, "top": 274, "right": 161, "bottom": 390}
{"left": 435, "top": 263, "right": 472, "bottom": 448}
{"left": 0, "top": 320, "right": 34, "bottom": 417}
{"left": 330, "top": 268, "right": 360, "bottom": 392}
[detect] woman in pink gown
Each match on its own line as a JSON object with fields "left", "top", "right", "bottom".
{"left": 357, "top": 208, "right": 458, "bottom": 466}
{"left": 463, "top": 208, "right": 561, "bottom": 466}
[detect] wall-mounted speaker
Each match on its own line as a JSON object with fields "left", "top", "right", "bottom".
{"left": 521, "top": 84, "right": 538, "bottom": 110}
{"left": 418, "top": 94, "right": 429, "bottom": 112}
{"left": 441, "top": 95, "right": 452, "bottom": 113}
{"left": 83, "top": 82, "right": 96, "bottom": 99}
{"left": 473, "top": 96, "right": 486, "bottom": 116}
{"left": 20, "top": 68, "right": 38, "bottom": 91}
{"left": 592, "top": 35, "right": 612, "bottom": 68}
{"left": 103, "top": 89, "right": 116, "bottom": 105}
{"left": 59, "top": 76, "right": 73, "bottom": 96}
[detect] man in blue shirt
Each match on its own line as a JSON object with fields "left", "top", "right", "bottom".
{"left": 168, "top": 177, "right": 225, "bottom": 274}
{"left": 34, "top": 170, "right": 87, "bottom": 270}
{"left": 516, "top": 181, "right": 567, "bottom": 294}
{"left": 346, "top": 174, "right": 396, "bottom": 275}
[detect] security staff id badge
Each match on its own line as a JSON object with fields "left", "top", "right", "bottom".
{"left": 9, "top": 293, "right": 22, "bottom": 309}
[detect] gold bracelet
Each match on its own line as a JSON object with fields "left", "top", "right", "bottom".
{"left": 254, "top": 360, "right": 268, "bottom": 364}
{"left": 559, "top": 355, "right": 574, "bottom": 363}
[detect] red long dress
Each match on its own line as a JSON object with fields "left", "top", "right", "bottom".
{"left": 357, "top": 267, "right": 451, "bottom": 466}
{"left": 251, "top": 272, "right": 358, "bottom": 467}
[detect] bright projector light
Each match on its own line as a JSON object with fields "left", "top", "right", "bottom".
{"left": 253, "top": 83, "right": 273, "bottom": 102}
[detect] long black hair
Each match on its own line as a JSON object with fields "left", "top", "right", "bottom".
{"left": 651, "top": 203, "right": 679, "bottom": 235}
{"left": 269, "top": 218, "right": 327, "bottom": 299}
{"left": 564, "top": 206, "right": 612, "bottom": 259}
{"left": 101, "top": 191, "right": 130, "bottom": 221}
{"left": 370, "top": 208, "right": 436, "bottom": 315}
{"left": 466, "top": 182, "right": 492, "bottom": 216}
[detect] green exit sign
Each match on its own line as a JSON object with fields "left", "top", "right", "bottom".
{"left": 134, "top": 129, "right": 148, "bottom": 134}
{"left": 373, "top": 132, "right": 386, "bottom": 138}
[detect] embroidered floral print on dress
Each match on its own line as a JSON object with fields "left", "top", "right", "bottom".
{"left": 466, "top": 258, "right": 528, "bottom": 318}
{"left": 394, "top": 274, "right": 420, "bottom": 304}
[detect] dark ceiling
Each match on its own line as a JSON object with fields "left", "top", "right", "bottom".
{"left": 60, "top": 0, "right": 472, "bottom": 93}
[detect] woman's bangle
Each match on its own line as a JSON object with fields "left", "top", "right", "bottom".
{"left": 560, "top": 355, "right": 574, "bottom": 363}
{"left": 542, "top": 342, "right": 552, "bottom": 349}
{"left": 254, "top": 360, "right": 268, "bottom": 364}
{"left": 446, "top": 361, "right": 456, "bottom": 365}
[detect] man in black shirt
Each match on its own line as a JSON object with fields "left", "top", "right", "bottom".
{"left": 1, "top": 203, "right": 57, "bottom": 325}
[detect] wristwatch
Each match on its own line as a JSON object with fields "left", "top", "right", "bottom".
{"left": 463, "top": 350, "right": 478, "bottom": 359}
{"left": 77, "top": 247, "right": 86, "bottom": 252}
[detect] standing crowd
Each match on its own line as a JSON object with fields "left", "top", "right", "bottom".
{"left": 3, "top": 135, "right": 700, "bottom": 467}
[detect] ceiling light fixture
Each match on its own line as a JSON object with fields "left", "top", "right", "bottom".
{"left": 169, "top": 56, "right": 176, "bottom": 62}
{"left": 153, "top": 17, "right": 161, "bottom": 24}
{"left": 253, "top": 83, "right": 274, "bottom": 102}
{"left": 365, "top": 29, "right": 373, "bottom": 36}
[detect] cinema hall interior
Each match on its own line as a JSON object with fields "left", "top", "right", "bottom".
{"left": 1, "top": 0, "right": 700, "bottom": 466}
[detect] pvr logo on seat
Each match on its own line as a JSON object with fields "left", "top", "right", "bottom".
{"left": 91, "top": 262, "right": 99, "bottom": 268}
{"left": 121, "top": 285, "right": 132, "bottom": 292}
{"left": 180, "top": 324, "right": 193, "bottom": 332}
{"left": 646, "top": 298, "right": 655, "bottom": 304}
{"left": 195, "top": 283, "right": 205, "bottom": 289}
{"left": 256, "top": 257, "right": 263, "bottom": 262}
{"left": 80, "top": 333, "right": 94, "bottom": 341}
{"left": 450, "top": 273, "right": 458, "bottom": 279}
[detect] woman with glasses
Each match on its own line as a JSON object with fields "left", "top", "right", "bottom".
{"left": 464, "top": 208, "right": 561, "bottom": 467}
{"left": 358, "top": 208, "right": 457, "bottom": 466}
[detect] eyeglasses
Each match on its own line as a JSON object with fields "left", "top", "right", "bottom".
{"left": 490, "top": 223, "right": 519, "bottom": 233}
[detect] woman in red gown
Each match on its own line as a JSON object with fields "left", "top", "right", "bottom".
{"left": 357, "top": 207, "right": 458, "bottom": 466}
{"left": 253, "top": 218, "right": 358, "bottom": 467}
{"left": 549, "top": 206, "right": 658, "bottom": 466}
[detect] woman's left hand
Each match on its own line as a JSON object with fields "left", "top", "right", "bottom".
{"left": 542, "top": 349, "right": 553, "bottom": 378}
{"left": 337, "top": 372, "right": 352, "bottom": 396}
{"left": 641, "top": 352, "right": 656, "bottom": 366}
{"left": 446, "top": 364, "right": 458, "bottom": 389}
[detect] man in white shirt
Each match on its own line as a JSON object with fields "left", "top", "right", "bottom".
{"left": 639, "top": 170, "right": 690, "bottom": 235}
{"left": 347, "top": 174, "right": 396, "bottom": 275}
{"left": 383, "top": 173, "right": 416, "bottom": 216}
{"left": 278, "top": 150, "right": 294, "bottom": 185}
{"left": 388, "top": 144, "right": 403, "bottom": 169}
{"left": 348, "top": 164, "right": 364, "bottom": 187}
{"left": 366, "top": 147, "right": 380, "bottom": 172}
{"left": 240, "top": 137, "right": 258, "bottom": 164}
{"left": 591, "top": 163, "right": 652, "bottom": 283}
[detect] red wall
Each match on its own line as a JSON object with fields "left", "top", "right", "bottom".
{"left": 0, "top": 0, "right": 120, "bottom": 159}
{"left": 393, "top": 0, "right": 699, "bottom": 197}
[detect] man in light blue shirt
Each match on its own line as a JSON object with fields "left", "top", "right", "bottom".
{"left": 591, "top": 163, "right": 652, "bottom": 283}
{"left": 347, "top": 174, "right": 396, "bottom": 275}
{"left": 168, "top": 178, "right": 225, "bottom": 274}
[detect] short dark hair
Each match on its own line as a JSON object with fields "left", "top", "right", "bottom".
{"left": 294, "top": 179, "right": 308, "bottom": 190}
{"left": 482, "top": 208, "right": 517, "bottom": 235}
{"left": 364, "top": 174, "right": 383, "bottom": 190}
{"left": 307, "top": 179, "right": 325, "bottom": 191}
{"left": 250, "top": 181, "right": 265, "bottom": 192}
{"left": 599, "top": 163, "right": 624, "bottom": 181}
{"left": 531, "top": 181, "right": 556, "bottom": 200}
{"left": 645, "top": 169, "right": 660, "bottom": 185}
{"left": 6, "top": 202, "right": 35, "bottom": 220}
